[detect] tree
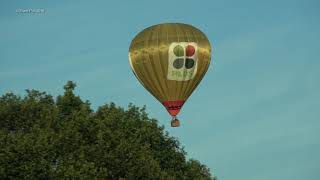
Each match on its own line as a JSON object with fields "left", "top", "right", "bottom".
{"left": 0, "top": 82, "right": 216, "bottom": 179}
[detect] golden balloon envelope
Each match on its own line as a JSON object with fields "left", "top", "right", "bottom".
{"left": 129, "top": 23, "right": 212, "bottom": 125}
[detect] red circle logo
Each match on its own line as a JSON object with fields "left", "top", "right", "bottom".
{"left": 185, "top": 45, "right": 195, "bottom": 57}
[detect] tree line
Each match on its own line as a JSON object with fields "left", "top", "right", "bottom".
{"left": 0, "top": 81, "right": 216, "bottom": 179}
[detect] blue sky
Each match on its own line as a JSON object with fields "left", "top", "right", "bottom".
{"left": 1, "top": 0, "right": 320, "bottom": 179}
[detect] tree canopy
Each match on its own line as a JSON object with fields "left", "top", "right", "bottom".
{"left": 0, "top": 81, "right": 216, "bottom": 179}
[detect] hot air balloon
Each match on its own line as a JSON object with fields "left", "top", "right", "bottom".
{"left": 129, "top": 23, "right": 212, "bottom": 127}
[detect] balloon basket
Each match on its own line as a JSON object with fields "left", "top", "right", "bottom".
{"left": 171, "top": 117, "right": 180, "bottom": 127}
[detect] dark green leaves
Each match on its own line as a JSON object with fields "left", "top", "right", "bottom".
{"left": 0, "top": 81, "right": 215, "bottom": 179}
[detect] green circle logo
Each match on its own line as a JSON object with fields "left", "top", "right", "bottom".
{"left": 185, "top": 58, "right": 195, "bottom": 69}
{"left": 173, "top": 45, "right": 184, "bottom": 57}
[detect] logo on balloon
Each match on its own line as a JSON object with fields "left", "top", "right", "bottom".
{"left": 167, "top": 42, "right": 198, "bottom": 81}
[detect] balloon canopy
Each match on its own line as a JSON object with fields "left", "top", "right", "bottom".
{"left": 129, "top": 23, "right": 212, "bottom": 127}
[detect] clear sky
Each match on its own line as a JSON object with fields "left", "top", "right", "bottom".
{"left": 1, "top": 0, "right": 319, "bottom": 179}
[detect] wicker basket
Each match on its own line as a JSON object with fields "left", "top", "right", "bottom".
{"left": 171, "top": 119, "right": 180, "bottom": 127}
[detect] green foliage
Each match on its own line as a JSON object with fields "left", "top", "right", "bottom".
{"left": 0, "top": 82, "right": 215, "bottom": 179}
